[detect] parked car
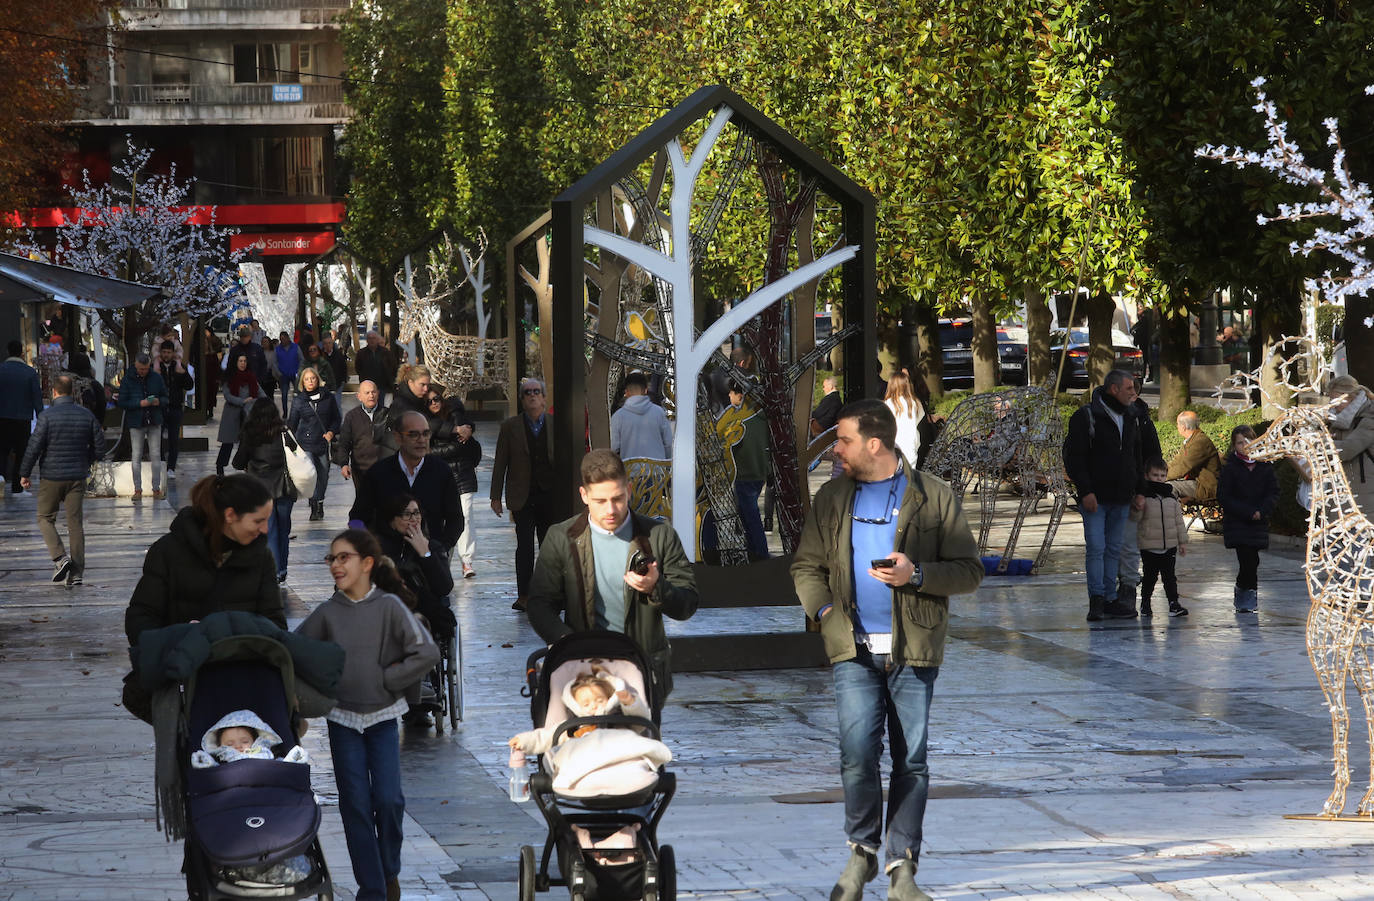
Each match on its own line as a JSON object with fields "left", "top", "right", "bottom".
{"left": 938, "top": 318, "right": 976, "bottom": 386}
{"left": 1049, "top": 327, "right": 1145, "bottom": 388}
{"left": 997, "top": 326, "right": 1028, "bottom": 385}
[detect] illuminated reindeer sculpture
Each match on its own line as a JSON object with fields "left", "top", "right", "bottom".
{"left": 1246, "top": 399, "right": 1374, "bottom": 818}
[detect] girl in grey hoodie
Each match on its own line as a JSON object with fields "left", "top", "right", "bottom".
{"left": 296, "top": 528, "right": 438, "bottom": 901}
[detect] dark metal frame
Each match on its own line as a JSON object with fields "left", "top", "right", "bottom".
{"left": 549, "top": 84, "right": 877, "bottom": 521}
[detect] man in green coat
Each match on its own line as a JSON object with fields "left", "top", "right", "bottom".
{"left": 1165, "top": 410, "right": 1222, "bottom": 501}
{"left": 792, "top": 400, "right": 983, "bottom": 901}
{"left": 526, "top": 449, "right": 698, "bottom": 697}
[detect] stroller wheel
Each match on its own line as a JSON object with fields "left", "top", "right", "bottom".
{"left": 518, "top": 844, "right": 536, "bottom": 901}
{"left": 657, "top": 844, "right": 676, "bottom": 901}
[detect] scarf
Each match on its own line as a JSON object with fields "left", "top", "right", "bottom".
{"left": 307, "top": 389, "right": 323, "bottom": 403}
{"left": 227, "top": 368, "right": 260, "bottom": 397}
{"left": 1329, "top": 392, "right": 1367, "bottom": 431}
{"left": 1141, "top": 480, "right": 1174, "bottom": 499}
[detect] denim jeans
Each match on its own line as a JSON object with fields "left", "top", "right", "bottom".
{"left": 735, "top": 479, "right": 769, "bottom": 559}
{"left": 1117, "top": 513, "right": 1140, "bottom": 589}
{"left": 833, "top": 646, "right": 938, "bottom": 866}
{"left": 1080, "top": 502, "right": 1129, "bottom": 598}
{"left": 267, "top": 496, "right": 294, "bottom": 577}
{"left": 327, "top": 719, "right": 404, "bottom": 901}
{"left": 129, "top": 424, "right": 161, "bottom": 492}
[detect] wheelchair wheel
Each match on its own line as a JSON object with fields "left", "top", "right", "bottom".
{"left": 446, "top": 628, "right": 463, "bottom": 726}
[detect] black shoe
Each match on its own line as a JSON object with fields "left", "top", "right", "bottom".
{"left": 277, "top": 571, "right": 288, "bottom": 584}
{"left": 512, "top": 596, "right": 528, "bottom": 611}
{"left": 1087, "top": 595, "right": 1105, "bottom": 622}
{"left": 1169, "top": 600, "right": 1188, "bottom": 617}
{"left": 1104, "top": 599, "right": 1138, "bottom": 618}
{"left": 1140, "top": 598, "right": 1153, "bottom": 617}
{"left": 52, "top": 555, "right": 72, "bottom": 584}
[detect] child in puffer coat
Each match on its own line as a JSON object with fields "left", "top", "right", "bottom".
{"left": 1131, "top": 456, "right": 1188, "bottom": 618}
{"left": 190, "top": 709, "right": 309, "bottom": 768}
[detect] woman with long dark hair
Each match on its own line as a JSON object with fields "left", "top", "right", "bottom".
{"left": 233, "top": 397, "right": 300, "bottom": 583}
{"left": 296, "top": 529, "right": 437, "bottom": 901}
{"left": 373, "top": 491, "right": 456, "bottom": 636}
{"left": 124, "top": 473, "right": 280, "bottom": 719}
{"left": 288, "top": 365, "right": 342, "bottom": 522}
{"left": 216, "top": 354, "right": 261, "bottom": 476}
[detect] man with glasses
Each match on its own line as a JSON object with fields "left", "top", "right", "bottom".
{"left": 791, "top": 399, "right": 982, "bottom": 901}
{"left": 355, "top": 410, "right": 462, "bottom": 551}
{"left": 492, "top": 377, "right": 556, "bottom": 611}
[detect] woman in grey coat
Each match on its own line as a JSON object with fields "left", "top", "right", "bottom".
{"left": 216, "top": 354, "right": 261, "bottom": 476}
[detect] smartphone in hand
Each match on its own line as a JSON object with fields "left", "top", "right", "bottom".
{"left": 871, "top": 558, "right": 895, "bottom": 569}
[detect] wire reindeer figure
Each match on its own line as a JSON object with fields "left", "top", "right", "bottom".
{"left": 1233, "top": 337, "right": 1374, "bottom": 817}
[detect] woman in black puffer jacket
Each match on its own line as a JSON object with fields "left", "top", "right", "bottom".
{"left": 1217, "top": 424, "right": 1278, "bottom": 613}
{"left": 288, "top": 366, "right": 341, "bottom": 522}
{"left": 427, "top": 391, "right": 481, "bottom": 578}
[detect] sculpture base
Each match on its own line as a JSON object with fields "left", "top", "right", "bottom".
{"left": 1283, "top": 813, "right": 1374, "bottom": 822}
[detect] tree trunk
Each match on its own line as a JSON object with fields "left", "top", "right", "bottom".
{"left": 1085, "top": 290, "right": 1115, "bottom": 390}
{"left": 1157, "top": 304, "right": 1192, "bottom": 426}
{"left": 971, "top": 291, "right": 997, "bottom": 392}
{"left": 1025, "top": 284, "right": 1052, "bottom": 388}
{"left": 1256, "top": 289, "right": 1304, "bottom": 417}
{"left": 913, "top": 302, "right": 942, "bottom": 399}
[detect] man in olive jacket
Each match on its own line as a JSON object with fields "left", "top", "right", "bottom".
{"left": 1165, "top": 410, "right": 1222, "bottom": 501}
{"left": 526, "top": 449, "right": 697, "bottom": 698}
{"left": 792, "top": 400, "right": 982, "bottom": 901}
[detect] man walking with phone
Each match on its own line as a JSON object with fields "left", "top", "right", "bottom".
{"left": 792, "top": 400, "right": 982, "bottom": 901}
{"left": 526, "top": 449, "right": 698, "bottom": 698}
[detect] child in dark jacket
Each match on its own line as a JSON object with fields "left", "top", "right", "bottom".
{"left": 1131, "top": 457, "right": 1188, "bottom": 618}
{"left": 1217, "top": 425, "right": 1279, "bottom": 613}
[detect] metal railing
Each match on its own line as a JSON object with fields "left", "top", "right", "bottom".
{"left": 122, "top": 0, "right": 347, "bottom": 9}
{"left": 115, "top": 82, "right": 344, "bottom": 105}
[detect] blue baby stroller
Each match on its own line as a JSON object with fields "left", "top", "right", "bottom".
{"left": 517, "top": 631, "right": 677, "bottom": 901}
{"left": 180, "top": 635, "right": 334, "bottom": 900}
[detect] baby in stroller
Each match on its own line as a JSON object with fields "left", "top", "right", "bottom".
{"left": 191, "top": 709, "right": 310, "bottom": 768}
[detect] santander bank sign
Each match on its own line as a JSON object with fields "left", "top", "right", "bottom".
{"left": 230, "top": 231, "right": 336, "bottom": 256}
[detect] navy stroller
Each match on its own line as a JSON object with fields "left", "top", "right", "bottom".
{"left": 517, "top": 631, "right": 677, "bottom": 901}
{"left": 181, "top": 635, "right": 333, "bottom": 900}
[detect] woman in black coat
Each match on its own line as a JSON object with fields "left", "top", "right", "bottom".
{"left": 1217, "top": 424, "right": 1279, "bottom": 613}
{"left": 124, "top": 473, "right": 280, "bottom": 721}
{"left": 234, "top": 398, "right": 301, "bottom": 583}
{"left": 287, "top": 366, "right": 342, "bottom": 522}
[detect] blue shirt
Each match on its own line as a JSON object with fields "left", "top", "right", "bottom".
{"left": 525, "top": 412, "right": 546, "bottom": 436}
{"left": 590, "top": 518, "right": 634, "bottom": 632}
{"left": 850, "top": 470, "right": 906, "bottom": 637}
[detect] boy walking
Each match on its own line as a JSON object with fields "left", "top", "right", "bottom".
{"left": 1133, "top": 456, "right": 1188, "bottom": 617}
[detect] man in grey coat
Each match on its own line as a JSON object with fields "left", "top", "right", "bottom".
{"left": 21, "top": 375, "right": 106, "bottom": 586}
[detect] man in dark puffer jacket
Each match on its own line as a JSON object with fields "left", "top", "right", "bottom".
{"left": 20, "top": 375, "right": 105, "bottom": 587}
{"left": 1062, "top": 370, "right": 1144, "bottom": 623}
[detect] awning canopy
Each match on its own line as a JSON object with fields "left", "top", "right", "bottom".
{"left": 0, "top": 252, "right": 164, "bottom": 310}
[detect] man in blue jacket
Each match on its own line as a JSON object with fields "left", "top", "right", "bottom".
{"left": 0, "top": 340, "right": 43, "bottom": 494}
{"left": 274, "top": 330, "right": 301, "bottom": 416}
{"left": 21, "top": 375, "right": 106, "bottom": 586}
{"left": 117, "top": 353, "right": 169, "bottom": 500}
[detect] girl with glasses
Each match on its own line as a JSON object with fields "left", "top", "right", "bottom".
{"left": 296, "top": 529, "right": 438, "bottom": 901}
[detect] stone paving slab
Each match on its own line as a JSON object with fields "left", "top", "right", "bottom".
{"left": 3, "top": 418, "right": 1374, "bottom": 899}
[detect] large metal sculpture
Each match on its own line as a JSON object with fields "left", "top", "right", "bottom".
{"left": 920, "top": 386, "right": 1071, "bottom": 573}
{"left": 395, "top": 236, "right": 509, "bottom": 399}
{"left": 1245, "top": 401, "right": 1374, "bottom": 819}
{"left": 549, "top": 86, "right": 876, "bottom": 563}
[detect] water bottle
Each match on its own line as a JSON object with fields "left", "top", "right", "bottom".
{"left": 508, "top": 748, "right": 530, "bottom": 802}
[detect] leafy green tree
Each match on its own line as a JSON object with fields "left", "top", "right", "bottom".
{"left": 1096, "top": 0, "right": 1374, "bottom": 421}
{"left": 338, "top": 0, "right": 451, "bottom": 266}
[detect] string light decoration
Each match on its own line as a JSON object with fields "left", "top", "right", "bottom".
{"left": 920, "top": 386, "right": 1070, "bottom": 574}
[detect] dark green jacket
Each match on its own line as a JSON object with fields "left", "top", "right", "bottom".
{"left": 126, "top": 507, "right": 284, "bottom": 646}
{"left": 527, "top": 511, "right": 698, "bottom": 696}
{"left": 791, "top": 461, "right": 983, "bottom": 667}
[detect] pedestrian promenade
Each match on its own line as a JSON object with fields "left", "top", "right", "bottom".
{"left": 3, "top": 420, "right": 1373, "bottom": 899}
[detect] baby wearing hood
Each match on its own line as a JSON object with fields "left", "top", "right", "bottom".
{"left": 191, "top": 709, "right": 310, "bottom": 769}
{"left": 509, "top": 670, "right": 649, "bottom": 755}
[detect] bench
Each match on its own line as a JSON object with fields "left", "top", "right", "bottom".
{"left": 1180, "top": 498, "right": 1223, "bottom": 534}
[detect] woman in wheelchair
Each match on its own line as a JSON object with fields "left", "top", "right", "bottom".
{"left": 372, "top": 492, "right": 456, "bottom": 727}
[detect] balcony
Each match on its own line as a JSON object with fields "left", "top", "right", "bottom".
{"left": 121, "top": 0, "right": 346, "bottom": 29}
{"left": 81, "top": 82, "right": 349, "bottom": 125}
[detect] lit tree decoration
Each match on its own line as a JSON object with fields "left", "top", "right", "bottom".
{"left": 24, "top": 138, "right": 243, "bottom": 355}
{"left": 1197, "top": 77, "right": 1374, "bottom": 307}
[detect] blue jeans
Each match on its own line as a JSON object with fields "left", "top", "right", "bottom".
{"left": 1080, "top": 502, "right": 1130, "bottom": 598}
{"left": 735, "top": 479, "right": 769, "bottom": 559}
{"left": 267, "top": 496, "right": 294, "bottom": 577}
{"left": 833, "top": 646, "right": 938, "bottom": 865}
{"left": 327, "top": 719, "right": 404, "bottom": 901}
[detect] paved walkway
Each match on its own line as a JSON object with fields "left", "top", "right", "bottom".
{"left": 2, "top": 419, "right": 1372, "bottom": 899}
